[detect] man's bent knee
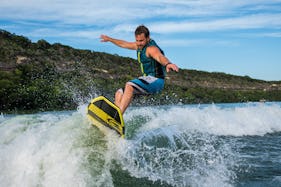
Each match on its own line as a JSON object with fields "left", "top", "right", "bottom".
{"left": 124, "top": 83, "right": 134, "bottom": 93}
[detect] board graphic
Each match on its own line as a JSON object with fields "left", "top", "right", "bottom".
{"left": 87, "top": 96, "right": 125, "bottom": 137}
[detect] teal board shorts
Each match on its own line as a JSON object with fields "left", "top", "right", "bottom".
{"left": 127, "top": 75, "right": 164, "bottom": 94}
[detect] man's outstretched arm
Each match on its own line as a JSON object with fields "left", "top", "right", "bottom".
{"left": 147, "top": 46, "right": 179, "bottom": 73}
{"left": 100, "top": 35, "right": 137, "bottom": 50}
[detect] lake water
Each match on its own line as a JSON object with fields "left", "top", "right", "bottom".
{"left": 1, "top": 102, "right": 281, "bottom": 187}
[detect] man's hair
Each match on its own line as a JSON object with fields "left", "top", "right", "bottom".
{"left": 135, "top": 25, "right": 150, "bottom": 38}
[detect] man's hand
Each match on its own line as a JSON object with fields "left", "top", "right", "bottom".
{"left": 166, "top": 63, "right": 179, "bottom": 73}
{"left": 100, "top": 35, "right": 111, "bottom": 42}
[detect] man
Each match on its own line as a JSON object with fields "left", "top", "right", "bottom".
{"left": 100, "top": 25, "right": 179, "bottom": 114}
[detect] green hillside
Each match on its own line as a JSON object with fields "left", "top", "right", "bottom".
{"left": 1, "top": 29, "right": 281, "bottom": 113}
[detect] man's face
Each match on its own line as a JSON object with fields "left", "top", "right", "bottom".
{"left": 135, "top": 33, "right": 149, "bottom": 50}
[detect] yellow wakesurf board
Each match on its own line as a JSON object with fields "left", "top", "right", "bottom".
{"left": 87, "top": 96, "right": 125, "bottom": 138}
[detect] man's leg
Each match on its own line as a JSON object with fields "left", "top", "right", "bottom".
{"left": 114, "top": 88, "right": 123, "bottom": 108}
{"left": 115, "top": 83, "right": 134, "bottom": 114}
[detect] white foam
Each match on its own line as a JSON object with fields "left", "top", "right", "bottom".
{"left": 131, "top": 102, "right": 281, "bottom": 136}
{"left": 0, "top": 111, "right": 112, "bottom": 187}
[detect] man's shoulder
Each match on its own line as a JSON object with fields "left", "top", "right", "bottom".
{"left": 149, "top": 39, "right": 157, "bottom": 45}
{"left": 148, "top": 39, "right": 164, "bottom": 54}
{"left": 146, "top": 45, "right": 159, "bottom": 53}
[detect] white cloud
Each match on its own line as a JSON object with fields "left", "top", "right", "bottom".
{"left": 1, "top": 0, "right": 281, "bottom": 24}
{"left": 148, "top": 13, "right": 281, "bottom": 34}
{"left": 246, "top": 32, "right": 281, "bottom": 38}
{"left": 28, "top": 28, "right": 101, "bottom": 39}
{"left": 264, "top": 32, "right": 281, "bottom": 37}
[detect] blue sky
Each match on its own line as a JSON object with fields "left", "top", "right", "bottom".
{"left": 1, "top": 0, "right": 281, "bottom": 81}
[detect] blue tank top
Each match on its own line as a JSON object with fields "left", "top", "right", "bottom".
{"left": 137, "top": 39, "right": 166, "bottom": 79}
